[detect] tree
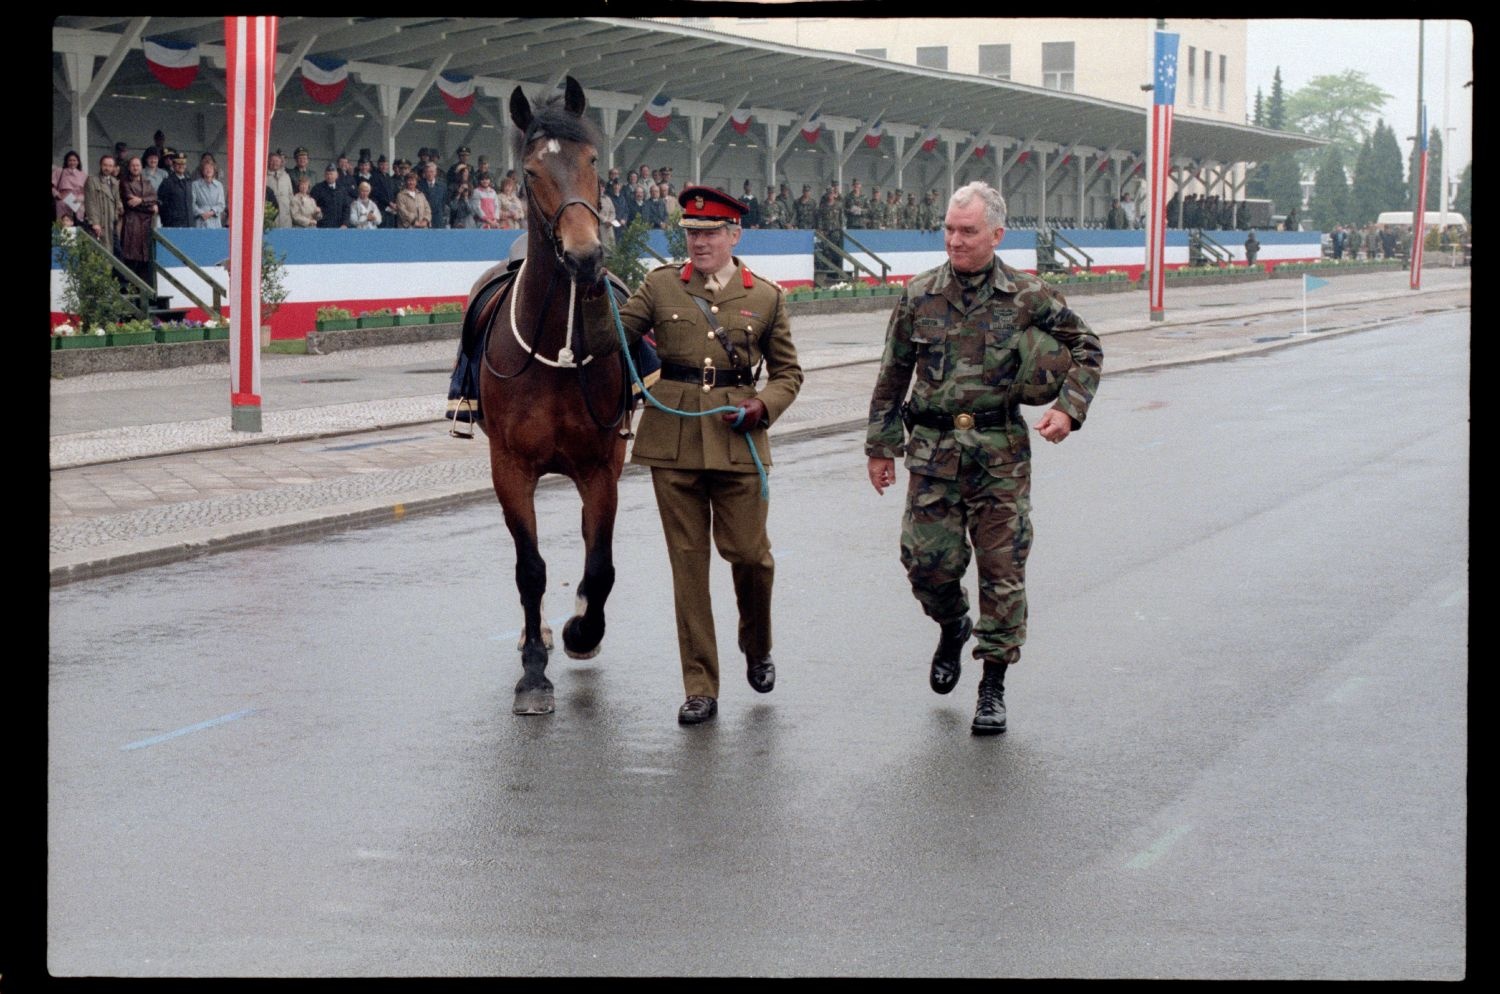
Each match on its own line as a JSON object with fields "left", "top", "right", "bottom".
{"left": 1267, "top": 155, "right": 1305, "bottom": 221}
{"left": 1267, "top": 67, "right": 1286, "bottom": 130}
{"left": 51, "top": 222, "right": 136, "bottom": 332}
{"left": 1308, "top": 144, "right": 1351, "bottom": 229}
{"left": 1252, "top": 87, "right": 1264, "bottom": 128}
{"left": 1406, "top": 126, "right": 1444, "bottom": 215}
{"left": 1369, "top": 120, "right": 1408, "bottom": 218}
{"left": 604, "top": 215, "right": 652, "bottom": 289}
{"left": 1284, "top": 71, "right": 1392, "bottom": 172}
{"left": 1349, "top": 133, "right": 1378, "bottom": 225}
{"left": 1453, "top": 161, "right": 1472, "bottom": 225}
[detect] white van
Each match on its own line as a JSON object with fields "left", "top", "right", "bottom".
{"left": 1375, "top": 210, "right": 1467, "bottom": 229}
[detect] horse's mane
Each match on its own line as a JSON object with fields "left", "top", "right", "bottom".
{"left": 513, "top": 91, "right": 603, "bottom": 159}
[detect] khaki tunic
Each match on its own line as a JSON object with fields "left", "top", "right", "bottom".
{"left": 588, "top": 258, "right": 803, "bottom": 698}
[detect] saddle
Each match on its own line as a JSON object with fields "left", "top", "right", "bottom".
{"left": 445, "top": 254, "right": 659, "bottom": 435}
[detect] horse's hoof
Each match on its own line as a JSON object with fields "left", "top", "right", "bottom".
{"left": 562, "top": 616, "right": 604, "bottom": 660}
{"left": 513, "top": 689, "right": 555, "bottom": 715}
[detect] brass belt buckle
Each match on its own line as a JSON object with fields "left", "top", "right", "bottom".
{"left": 954, "top": 412, "right": 975, "bottom": 430}
{"left": 701, "top": 357, "right": 716, "bottom": 392}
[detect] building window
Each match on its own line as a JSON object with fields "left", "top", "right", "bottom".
{"left": 1203, "top": 50, "right": 1213, "bottom": 107}
{"left": 916, "top": 45, "right": 948, "bottom": 70}
{"left": 1219, "top": 54, "right": 1227, "bottom": 111}
{"left": 856, "top": 48, "right": 887, "bottom": 60}
{"left": 1187, "top": 46, "right": 1196, "bottom": 105}
{"left": 978, "top": 44, "right": 1011, "bottom": 80}
{"left": 1041, "top": 42, "right": 1074, "bottom": 92}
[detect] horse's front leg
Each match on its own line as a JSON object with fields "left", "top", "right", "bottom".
{"left": 562, "top": 460, "right": 620, "bottom": 660}
{"left": 495, "top": 469, "right": 554, "bottom": 715}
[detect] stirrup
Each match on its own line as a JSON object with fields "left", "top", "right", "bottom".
{"left": 448, "top": 398, "right": 476, "bottom": 439}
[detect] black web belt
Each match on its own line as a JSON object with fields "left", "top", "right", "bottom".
{"left": 901, "top": 402, "right": 1012, "bottom": 431}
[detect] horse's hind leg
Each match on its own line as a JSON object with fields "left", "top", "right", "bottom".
{"left": 495, "top": 470, "right": 554, "bottom": 715}
{"left": 562, "top": 463, "right": 619, "bottom": 660}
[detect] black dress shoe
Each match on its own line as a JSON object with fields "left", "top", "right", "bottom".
{"left": 930, "top": 615, "right": 972, "bottom": 695}
{"left": 746, "top": 654, "right": 775, "bottom": 693}
{"left": 971, "top": 662, "right": 1007, "bottom": 735}
{"left": 678, "top": 695, "right": 718, "bottom": 725}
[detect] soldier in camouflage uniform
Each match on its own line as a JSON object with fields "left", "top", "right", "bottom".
{"left": 793, "top": 184, "right": 817, "bottom": 229}
{"left": 894, "top": 191, "right": 918, "bottom": 229}
{"left": 865, "top": 181, "right": 1102, "bottom": 735}
{"left": 814, "top": 186, "right": 846, "bottom": 282}
{"left": 918, "top": 190, "right": 943, "bottom": 232}
{"left": 867, "top": 186, "right": 886, "bottom": 229}
{"left": 844, "top": 179, "right": 870, "bottom": 230}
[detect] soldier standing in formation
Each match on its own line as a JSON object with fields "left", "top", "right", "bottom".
{"left": 844, "top": 179, "right": 870, "bottom": 230}
{"left": 865, "top": 181, "right": 1102, "bottom": 735}
{"left": 918, "top": 190, "right": 943, "bottom": 232}
{"left": 867, "top": 185, "right": 886, "bottom": 229}
{"left": 815, "top": 186, "right": 846, "bottom": 281}
{"left": 793, "top": 184, "right": 817, "bottom": 230}
{"left": 586, "top": 186, "right": 803, "bottom": 725}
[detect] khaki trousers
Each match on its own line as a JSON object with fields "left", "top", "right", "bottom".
{"left": 651, "top": 468, "right": 774, "bottom": 698}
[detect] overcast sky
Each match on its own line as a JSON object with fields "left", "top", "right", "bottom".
{"left": 1242, "top": 19, "right": 1473, "bottom": 182}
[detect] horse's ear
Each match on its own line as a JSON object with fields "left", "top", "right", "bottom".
{"left": 563, "top": 76, "right": 587, "bottom": 117}
{"left": 509, "top": 86, "right": 533, "bottom": 133}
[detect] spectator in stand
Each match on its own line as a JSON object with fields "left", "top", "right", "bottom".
{"left": 471, "top": 173, "right": 501, "bottom": 229}
{"left": 497, "top": 174, "right": 525, "bottom": 230}
{"left": 334, "top": 153, "right": 358, "bottom": 199}
{"left": 446, "top": 146, "right": 473, "bottom": 189}
{"left": 84, "top": 154, "right": 122, "bottom": 249}
{"left": 140, "top": 148, "right": 165, "bottom": 193}
{"left": 473, "top": 155, "right": 493, "bottom": 189}
{"left": 311, "top": 163, "right": 350, "bottom": 229}
{"left": 266, "top": 149, "right": 294, "bottom": 230}
{"left": 606, "top": 177, "right": 630, "bottom": 227}
{"left": 396, "top": 170, "right": 432, "bottom": 228}
{"left": 1121, "top": 192, "right": 1138, "bottom": 229}
{"left": 1105, "top": 198, "right": 1128, "bottom": 230}
{"left": 289, "top": 175, "right": 320, "bottom": 227}
{"left": 447, "top": 176, "right": 476, "bottom": 229}
{"left": 118, "top": 155, "right": 158, "bottom": 289}
{"left": 52, "top": 150, "right": 88, "bottom": 224}
{"left": 630, "top": 184, "right": 650, "bottom": 228}
{"left": 376, "top": 155, "right": 399, "bottom": 228}
{"left": 355, "top": 154, "right": 391, "bottom": 224}
{"left": 157, "top": 151, "right": 193, "bottom": 228}
{"left": 349, "top": 181, "right": 381, "bottom": 229}
{"left": 661, "top": 182, "right": 680, "bottom": 222}
{"left": 191, "top": 159, "right": 226, "bottom": 229}
{"left": 597, "top": 178, "right": 617, "bottom": 250}
{"left": 418, "top": 162, "right": 447, "bottom": 228}
{"left": 146, "top": 130, "right": 168, "bottom": 164}
{"left": 740, "top": 180, "right": 761, "bottom": 228}
{"left": 114, "top": 141, "right": 130, "bottom": 164}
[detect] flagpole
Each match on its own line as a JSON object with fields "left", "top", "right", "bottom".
{"left": 1411, "top": 21, "right": 1426, "bottom": 291}
{"left": 1146, "top": 24, "right": 1179, "bottom": 323}
{"left": 1302, "top": 274, "right": 1308, "bottom": 336}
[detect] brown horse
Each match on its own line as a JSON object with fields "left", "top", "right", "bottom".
{"left": 467, "top": 78, "right": 629, "bottom": 715}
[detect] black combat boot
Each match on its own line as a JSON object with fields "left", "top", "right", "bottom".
{"left": 971, "top": 661, "right": 1007, "bottom": 735}
{"left": 929, "top": 615, "right": 972, "bottom": 695}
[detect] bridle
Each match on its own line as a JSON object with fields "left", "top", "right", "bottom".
{"left": 520, "top": 150, "right": 602, "bottom": 270}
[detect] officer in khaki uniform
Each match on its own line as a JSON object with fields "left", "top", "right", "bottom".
{"left": 590, "top": 186, "right": 803, "bottom": 724}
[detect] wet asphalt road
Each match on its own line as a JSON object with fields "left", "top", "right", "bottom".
{"left": 47, "top": 314, "right": 1467, "bottom": 978}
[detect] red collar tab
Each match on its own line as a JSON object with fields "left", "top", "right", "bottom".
{"left": 680, "top": 262, "right": 694, "bottom": 282}
{"left": 741, "top": 264, "right": 754, "bottom": 289}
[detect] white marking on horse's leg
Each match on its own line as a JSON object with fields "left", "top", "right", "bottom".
{"left": 539, "top": 596, "right": 554, "bottom": 650}
{"left": 575, "top": 594, "right": 588, "bottom": 618}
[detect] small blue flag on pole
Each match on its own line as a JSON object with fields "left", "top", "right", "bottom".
{"left": 1304, "top": 274, "right": 1330, "bottom": 291}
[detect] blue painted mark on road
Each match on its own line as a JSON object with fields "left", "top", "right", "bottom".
{"left": 491, "top": 616, "right": 571, "bottom": 641}
{"left": 1440, "top": 588, "right": 1466, "bottom": 610}
{"left": 1124, "top": 824, "right": 1191, "bottom": 870}
{"left": 1139, "top": 439, "right": 1165, "bottom": 450}
{"left": 122, "top": 708, "right": 256, "bottom": 751}
{"left": 321, "top": 435, "right": 428, "bottom": 452}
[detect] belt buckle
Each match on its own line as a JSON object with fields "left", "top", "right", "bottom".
{"left": 701, "top": 358, "right": 716, "bottom": 393}
{"left": 954, "top": 412, "right": 975, "bottom": 430}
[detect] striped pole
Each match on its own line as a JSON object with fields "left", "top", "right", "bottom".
{"left": 1146, "top": 30, "right": 1179, "bottom": 322}
{"left": 224, "top": 16, "right": 278, "bottom": 432}
{"left": 1410, "top": 105, "right": 1428, "bottom": 289}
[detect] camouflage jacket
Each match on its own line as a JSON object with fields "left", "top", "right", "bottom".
{"left": 844, "top": 192, "right": 870, "bottom": 228}
{"left": 815, "top": 199, "right": 845, "bottom": 234}
{"left": 899, "top": 202, "right": 920, "bottom": 229}
{"left": 917, "top": 201, "right": 943, "bottom": 231}
{"left": 865, "top": 257, "right": 1103, "bottom": 479}
{"left": 763, "top": 198, "right": 788, "bottom": 229}
{"left": 866, "top": 198, "right": 888, "bottom": 229}
{"left": 793, "top": 197, "right": 817, "bottom": 229}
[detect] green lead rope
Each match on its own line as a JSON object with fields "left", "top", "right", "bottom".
{"left": 607, "top": 289, "right": 770, "bottom": 500}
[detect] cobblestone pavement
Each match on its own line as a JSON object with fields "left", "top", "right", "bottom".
{"left": 50, "top": 268, "right": 1469, "bottom": 584}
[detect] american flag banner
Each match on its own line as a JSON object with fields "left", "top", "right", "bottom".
{"left": 225, "top": 16, "right": 278, "bottom": 430}
{"left": 1146, "top": 30, "right": 1179, "bottom": 320}
{"left": 1410, "top": 104, "right": 1428, "bottom": 290}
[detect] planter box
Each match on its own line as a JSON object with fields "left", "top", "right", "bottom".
{"left": 57, "top": 334, "right": 109, "bottom": 349}
{"left": 396, "top": 313, "right": 432, "bottom": 326}
{"left": 316, "top": 319, "right": 357, "bottom": 331}
{"left": 107, "top": 331, "right": 156, "bottom": 347}
{"left": 205, "top": 326, "right": 230, "bottom": 341}
{"left": 358, "top": 315, "right": 396, "bottom": 328}
{"left": 155, "top": 327, "right": 205, "bottom": 344}
{"left": 430, "top": 310, "right": 464, "bottom": 323}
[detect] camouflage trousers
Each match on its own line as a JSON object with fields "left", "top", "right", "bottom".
{"left": 900, "top": 452, "right": 1032, "bottom": 665}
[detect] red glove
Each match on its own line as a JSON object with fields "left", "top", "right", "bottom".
{"left": 723, "top": 397, "right": 767, "bottom": 433}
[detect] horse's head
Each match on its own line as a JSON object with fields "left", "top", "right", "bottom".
{"left": 510, "top": 77, "right": 603, "bottom": 285}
